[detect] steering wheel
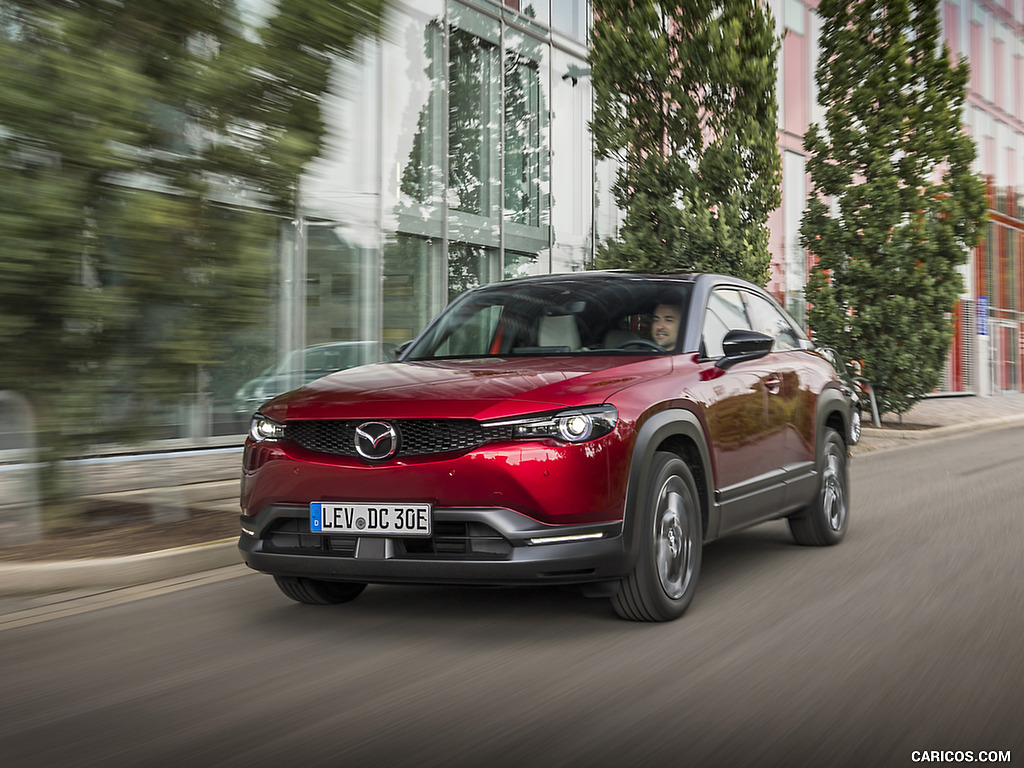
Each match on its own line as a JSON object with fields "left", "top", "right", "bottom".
{"left": 617, "top": 339, "right": 667, "bottom": 352}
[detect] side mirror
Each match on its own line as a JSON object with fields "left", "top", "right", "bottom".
{"left": 717, "top": 330, "right": 774, "bottom": 370}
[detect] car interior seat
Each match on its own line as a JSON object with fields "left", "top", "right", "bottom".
{"left": 538, "top": 314, "right": 581, "bottom": 351}
{"left": 603, "top": 328, "right": 638, "bottom": 348}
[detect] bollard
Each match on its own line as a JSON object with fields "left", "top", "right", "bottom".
{"left": 854, "top": 377, "right": 882, "bottom": 428}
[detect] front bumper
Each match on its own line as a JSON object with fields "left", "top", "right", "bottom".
{"left": 238, "top": 505, "right": 630, "bottom": 586}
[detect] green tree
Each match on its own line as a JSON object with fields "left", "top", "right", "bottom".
{"left": 589, "top": 0, "right": 781, "bottom": 284}
{"left": 802, "top": 0, "right": 987, "bottom": 417}
{"left": 0, "top": 0, "right": 389, "bottom": 462}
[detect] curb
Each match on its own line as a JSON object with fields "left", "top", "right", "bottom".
{"left": 854, "top": 412, "right": 1024, "bottom": 454}
{"left": 0, "top": 539, "right": 241, "bottom": 596}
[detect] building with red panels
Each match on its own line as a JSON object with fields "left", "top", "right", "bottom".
{"left": 769, "top": 0, "right": 1024, "bottom": 395}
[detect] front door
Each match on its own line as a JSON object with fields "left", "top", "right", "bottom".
{"left": 697, "top": 288, "right": 786, "bottom": 536}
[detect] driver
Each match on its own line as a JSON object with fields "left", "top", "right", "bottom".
{"left": 651, "top": 302, "right": 682, "bottom": 350}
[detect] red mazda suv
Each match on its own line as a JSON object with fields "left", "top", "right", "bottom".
{"left": 240, "top": 272, "right": 859, "bottom": 621}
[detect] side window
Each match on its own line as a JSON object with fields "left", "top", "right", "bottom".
{"left": 702, "top": 289, "right": 751, "bottom": 358}
{"left": 743, "top": 293, "right": 804, "bottom": 352}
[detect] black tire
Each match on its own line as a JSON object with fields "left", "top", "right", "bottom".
{"left": 612, "top": 452, "right": 702, "bottom": 622}
{"left": 788, "top": 427, "right": 849, "bottom": 546}
{"left": 273, "top": 576, "right": 367, "bottom": 605}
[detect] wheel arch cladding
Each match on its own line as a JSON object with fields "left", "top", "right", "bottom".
{"left": 625, "top": 408, "right": 713, "bottom": 557}
{"left": 817, "top": 387, "right": 850, "bottom": 449}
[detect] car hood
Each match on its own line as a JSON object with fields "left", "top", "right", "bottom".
{"left": 260, "top": 356, "right": 672, "bottom": 421}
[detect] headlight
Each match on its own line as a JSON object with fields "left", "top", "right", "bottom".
{"left": 486, "top": 405, "right": 618, "bottom": 444}
{"left": 249, "top": 413, "right": 286, "bottom": 442}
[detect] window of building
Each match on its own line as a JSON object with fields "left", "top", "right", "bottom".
{"left": 447, "top": 3, "right": 552, "bottom": 297}
{"left": 782, "top": 20, "right": 807, "bottom": 135}
{"left": 1016, "top": 48, "right": 1024, "bottom": 123}
{"left": 383, "top": 234, "right": 445, "bottom": 346}
{"left": 944, "top": 0, "right": 962, "bottom": 58}
{"left": 506, "top": 0, "right": 550, "bottom": 27}
{"left": 303, "top": 223, "right": 372, "bottom": 347}
{"left": 784, "top": 0, "right": 805, "bottom": 34}
{"left": 381, "top": 4, "right": 447, "bottom": 347}
{"left": 552, "top": 0, "right": 587, "bottom": 41}
{"left": 448, "top": 11, "right": 501, "bottom": 220}
{"left": 971, "top": 5, "right": 990, "bottom": 100}
{"left": 994, "top": 24, "right": 1006, "bottom": 111}
{"left": 504, "top": 250, "right": 539, "bottom": 280}
{"left": 782, "top": 150, "right": 807, "bottom": 324}
{"left": 504, "top": 27, "right": 547, "bottom": 228}
{"left": 448, "top": 242, "right": 501, "bottom": 302}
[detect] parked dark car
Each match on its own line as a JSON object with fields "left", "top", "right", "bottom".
{"left": 819, "top": 345, "right": 865, "bottom": 438}
{"left": 240, "top": 272, "right": 858, "bottom": 621}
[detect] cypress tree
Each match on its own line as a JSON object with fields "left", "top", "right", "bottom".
{"left": 802, "top": 0, "right": 987, "bottom": 417}
{"left": 589, "top": 0, "right": 781, "bottom": 284}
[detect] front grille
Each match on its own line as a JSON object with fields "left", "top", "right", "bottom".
{"left": 260, "top": 517, "right": 512, "bottom": 560}
{"left": 285, "top": 419, "right": 513, "bottom": 459}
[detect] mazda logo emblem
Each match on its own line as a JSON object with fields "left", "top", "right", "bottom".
{"left": 354, "top": 421, "right": 399, "bottom": 461}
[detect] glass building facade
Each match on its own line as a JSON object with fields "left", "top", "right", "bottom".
{"left": 201, "top": 0, "right": 618, "bottom": 440}
{"left": 294, "top": 0, "right": 604, "bottom": 354}
{"left": 271, "top": 0, "right": 612, "bottom": 383}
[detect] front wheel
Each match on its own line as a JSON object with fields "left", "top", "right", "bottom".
{"left": 788, "top": 427, "right": 849, "bottom": 546}
{"left": 273, "top": 576, "right": 367, "bottom": 605}
{"left": 612, "top": 452, "right": 702, "bottom": 622}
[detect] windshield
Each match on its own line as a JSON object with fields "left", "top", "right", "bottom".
{"left": 404, "top": 277, "right": 692, "bottom": 360}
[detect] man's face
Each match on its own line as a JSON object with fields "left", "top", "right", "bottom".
{"left": 652, "top": 304, "right": 682, "bottom": 350}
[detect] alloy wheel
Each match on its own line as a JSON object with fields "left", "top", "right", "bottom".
{"left": 822, "top": 447, "right": 847, "bottom": 532}
{"left": 655, "top": 478, "right": 695, "bottom": 599}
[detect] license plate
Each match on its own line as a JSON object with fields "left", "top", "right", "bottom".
{"left": 310, "top": 502, "right": 432, "bottom": 537}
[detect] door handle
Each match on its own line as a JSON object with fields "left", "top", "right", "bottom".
{"left": 764, "top": 374, "right": 782, "bottom": 394}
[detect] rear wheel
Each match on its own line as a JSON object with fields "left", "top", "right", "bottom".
{"left": 273, "top": 576, "right": 367, "bottom": 605}
{"left": 788, "top": 427, "right": 848, "bottom": 546}
{"left": 612, "top": 452, "right": 702, "bottom": 622}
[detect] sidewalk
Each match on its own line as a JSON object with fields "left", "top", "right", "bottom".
{"left": 852, "top": 391, "right": 1024, "bottom": 455}
{"left": 2, "top": 392, "right": 1023, "bottom": 596}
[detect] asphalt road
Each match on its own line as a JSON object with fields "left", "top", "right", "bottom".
{"left": 1, "top": 427, "right": 1022, "bottom": 768}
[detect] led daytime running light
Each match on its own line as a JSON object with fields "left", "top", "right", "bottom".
{"left": 527, "top": 532, "right": 605, "bottom": 545}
